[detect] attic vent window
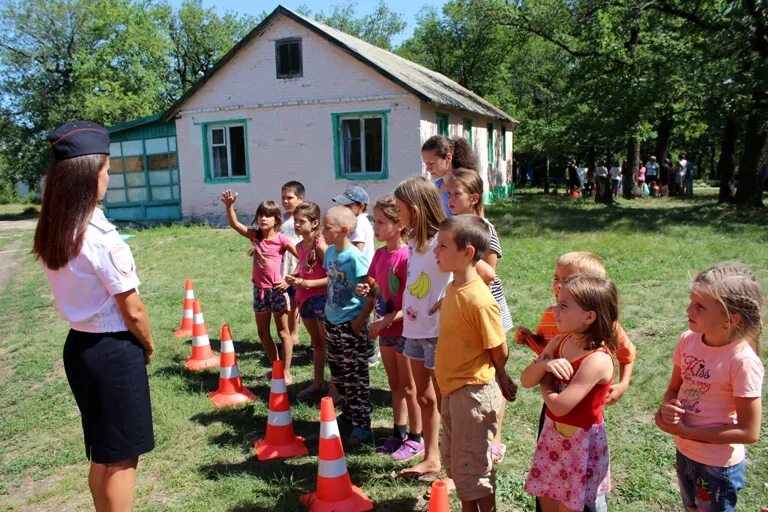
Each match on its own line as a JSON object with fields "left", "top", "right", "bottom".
{"left": 275, "top": 38, "right": 302, "bottom": 78}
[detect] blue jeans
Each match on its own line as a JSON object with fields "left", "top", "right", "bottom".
{"left": 676, "top": 450, "right": 745, "bottom": 512}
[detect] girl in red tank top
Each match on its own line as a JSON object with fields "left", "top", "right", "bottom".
{"left": 520, "top": 274, "right": 619, "bottom": 512}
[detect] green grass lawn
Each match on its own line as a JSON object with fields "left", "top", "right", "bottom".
{"left": 1, "top": 189, "right": 767, "bottom": 511}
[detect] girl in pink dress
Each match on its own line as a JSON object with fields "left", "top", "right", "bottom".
{"left": 521, "top": 274, "right": 618, "bottom": 511}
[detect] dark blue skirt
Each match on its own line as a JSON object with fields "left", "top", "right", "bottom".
{"left": 63, "top": 329, "right": 154, "bottom": 464}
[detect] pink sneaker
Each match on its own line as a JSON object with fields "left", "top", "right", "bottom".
{"left": 391, "top": 439, "right": 425, "bottom": 462}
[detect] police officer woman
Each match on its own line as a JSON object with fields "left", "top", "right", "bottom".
{"left": 32, "top": 121, "right": 155, "bottom": 511}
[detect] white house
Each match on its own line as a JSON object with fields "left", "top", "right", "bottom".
{"left": 155, "top": 5, "right": 518, "bottom": 223}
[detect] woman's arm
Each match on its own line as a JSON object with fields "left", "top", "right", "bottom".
{"left": 540, "top": 351, "right": 613, "bottom": 417}
{"left": 114, "top": 289, "right": 154, "bottom": 364}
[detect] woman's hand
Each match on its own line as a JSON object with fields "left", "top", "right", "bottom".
{"left": 544, "top": 358, "right": 574, "bottom": 381}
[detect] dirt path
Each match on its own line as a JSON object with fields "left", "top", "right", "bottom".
{"left": 0, "top": 219, "right": 36, "bottom": 293}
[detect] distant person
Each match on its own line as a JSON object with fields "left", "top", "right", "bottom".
{"left": 567, "top": 159, "right": 581, "bottom": 197}
{"left": 645, "top": 156, "right": 659, "bottom": 185}
{"left": 33, "top": 121, "right": 155, "bottom": 511}
{"left": 595, "top": 162, "right": 609, "bottom": 203}
{"left": 637, "top": 163, "right": 646, "bottom": 188}
{"left": 609, "top": 162, "right": 622, "bottom": 197}
{"left": 420, "top": 135, "right": 477, "bottom": 216}
{"left": 674, "top": 154, "right": 688, "bottom": 197}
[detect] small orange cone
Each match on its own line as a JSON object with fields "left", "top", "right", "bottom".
{"left": 208, "top": 324, "right": 256, "bottom": 407}
{"left": 428, "top": 481, "right": 450, "bottom": 512}
{"left": 184, "top": 300, "right": 219, "bottom": 371}
{"left": 300, "top": 397, "right": 373, "bottom": 512}
{"left": 254, "top": 360, "right": 308, "bottom": 460}
{"left": 174, "top": 279, "right": 195, "bottom": 338}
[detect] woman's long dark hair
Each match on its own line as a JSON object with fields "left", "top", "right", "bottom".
{"left": 32, "top": 154, "right": 107, "bottom": 270}
{"left": 421, "top": 135, "right": 477, "bottom": 170}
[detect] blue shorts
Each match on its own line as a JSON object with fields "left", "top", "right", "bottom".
{"left": 403, "top": 337, "right": 437, "bottom": 370}
{"left": 379, "top": 335, "right": 406, "bottom": 354}
{"left": 675, "top": 450, "right": 745, "bottom": 512}
{"left": 299, "top": 295, "right": 326, "bottom": 320}
{"left": 253, "top": 286, "right": 288, "bottom": 314}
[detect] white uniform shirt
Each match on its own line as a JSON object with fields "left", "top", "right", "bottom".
{"left": 44, "top": 208, "right": 140, "bottom": 333}
{"left": 349, "top": 212, "right": 374, "bottom": 264}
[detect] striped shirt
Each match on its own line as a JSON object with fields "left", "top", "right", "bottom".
{"left": 482, "top": 218, "right": 513, "bottom": 332}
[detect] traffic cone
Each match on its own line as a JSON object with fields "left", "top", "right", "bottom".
{"left": 174, "top": 279, "right": 195, "bottom": 338}
{"left": 208, "top": 324, "right": 256, "bottom": 407}
{"left": 300, "top": 397, "right": 373, "bottom": 512}
{"left": 184, "top": 300, "right": 219, "bottom": 371}
{"left": 428, "top": 481, "right": 450, "bottom": 512}
{"left": 254, "top": 360, "right": 308, "bottom": 460}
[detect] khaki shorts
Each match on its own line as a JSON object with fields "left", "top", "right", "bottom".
{"left": 440, "top": 381, "right": 501, "bottom": 501}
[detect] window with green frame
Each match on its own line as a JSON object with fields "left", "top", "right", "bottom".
{"left": 463, "top": 118, "right": 473, "bottom": 145}
{"left": 501, "top": 125, "right": 507, "bottom": 159}
{"left": 487, "top": 123, "right": 495, "bottom": 168}
{"left": 201, "top": 120, "right": 249, "bottom": 183}
{"left": 332, "top": 110, "right": 388, "bottom": 180}
{"left": 436, "top": 112, "right": 449, "bottom": 136}
{"left": 106, "top": 137, "right": 180, "bottom": 204}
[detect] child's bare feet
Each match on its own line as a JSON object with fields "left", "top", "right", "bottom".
{"left": 398, "top": 460, "right": 441, "bottom": 481}
{"left": 297, "top": 383, "right": 323, "bottom": 400}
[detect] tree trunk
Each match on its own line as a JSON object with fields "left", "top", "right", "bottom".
{"left": 654, "top": 115, "right": 673, "bottom": 165}
{"left": 544, "top": 155, "right": 550, "bottom": 194}
{"left": 734, "top": 85, "right": 767, "bottom": 206}
{"left": 709, "top": 142, "right": 716, "bottom": 180}
{"left": 717, "top": 117, "right": 739, "bottom": 203}
{"left": 623, "top": 136, "right": 640, "bottom": 198}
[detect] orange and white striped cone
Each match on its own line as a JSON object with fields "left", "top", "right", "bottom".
{"left": 300, "top": 397, "right": 373, "bottom": 512}
{"left": 184, "top": 300, "right": 219, "bottom": 371}
{"left": 208, "top": 324, "right": 256, "bottom": 407}
{"left": 428, "top": 481, "right": 451, "bottom": 512}
{"left": 254, "top": 360, "right": 308, "bottom": 460}
{"left": 174, "top": 279, "right": 195, "bottom": 338}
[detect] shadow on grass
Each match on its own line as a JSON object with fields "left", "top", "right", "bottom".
{"left": 0, "top": 207, "right": 39, "bottom": 221}
{"left": 488, "top": 191, "right": 768, "bottom": 238}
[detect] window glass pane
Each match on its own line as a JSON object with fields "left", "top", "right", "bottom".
{"left": 147, "top": 154, "right": 170, "bottom": 170}
{"left": 364, "top": 118, "right": 382, "bottom": 173}
{"left": 151, "top": 186, "right": 172, "bottom": 200}
{"left": 106, "top": 189, "right": 126, "bottom": 203}
{"left": 145, "top": 137, "right": 168, "bottom": 154}
{"left": 121, "top": 140, "right": 143, "bottom": 156}
{"left": 229, "top": 126, "right": 246, "bottom": 176}
{"left": 171, "top": 168, "right": 179, "bottom": 184}
{"left": 109, "top": 142, "right": 122, "bottom": 156}
{"left": 168, "top": 137, "right": 176, "bottom": 152}
{"left": 149, "top": 170, "right": 171, "bottom": 186}
{"left": 127, "top": 187, "right": 148, "bottom": 201}
{"left": 123, "top": 156, "right": 144, "bottom": 172}
{"left": 173, "top": 185, "right": 180, "bottom": 198}
{"left": 169, "top": 153, "right": 178, "bottom": 169}
{"left": 211, "top": 128, "right": 225, "bottom": 146}
{"left": 277, "top": 40, "right": 301, "bottom": 76}
{"left": 108, "top": 174, "right": 125, "bottom": 189}
{"left": 125, "top": 172, "right": 145, "bottom": 187}
{"left": 212, "top": 146, "right": 228, "bottom": 178}
{"left": 341, "top": 119, "right": 361, "bottom": 174}
{"left": 109, "top": 157, "right": 123, "bottom": 173}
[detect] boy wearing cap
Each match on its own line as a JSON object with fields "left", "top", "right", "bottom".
{"left": 332, "top": 185, "right": 374, "bottom": 264}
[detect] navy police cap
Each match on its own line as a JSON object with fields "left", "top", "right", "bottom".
{"left": 47, "top": 120, "right": 110, "bottom": 160}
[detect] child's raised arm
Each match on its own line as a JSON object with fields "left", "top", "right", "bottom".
{"left": 539, "top": 351, "right": 613, "bottom": 417}
{"left": 220, "top": 190, "right": 249, "bottom": 238}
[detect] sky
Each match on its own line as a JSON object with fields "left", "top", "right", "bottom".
{"left": 167, "top": 0, "right": 450, "bottom": 45}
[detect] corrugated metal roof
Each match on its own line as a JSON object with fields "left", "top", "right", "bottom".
{"left": 164, "top": 5, "right": 518, "bottom": 124}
